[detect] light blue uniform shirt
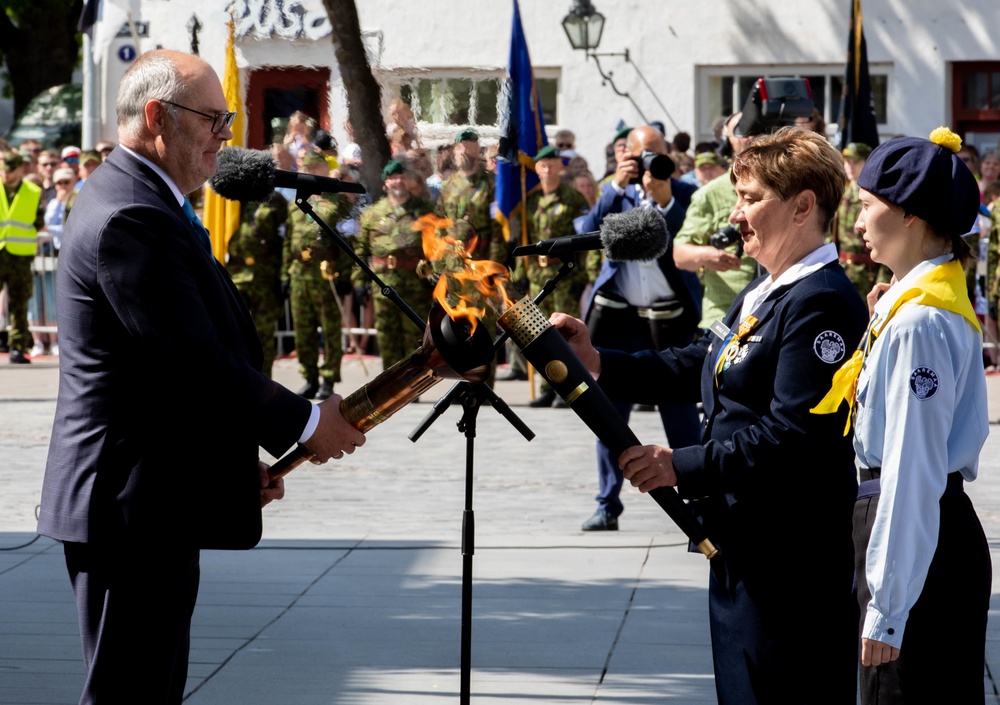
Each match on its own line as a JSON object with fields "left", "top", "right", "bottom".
{"left": 853, "top": 255, "right": 989, "bottom": 648}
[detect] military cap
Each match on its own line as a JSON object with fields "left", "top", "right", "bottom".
{"left": 80, "top": 150, "right": 101, "bottom": 166}
{"left": 857, "top": 128, "right": 980, "bottom": 238}
{"left": 533, "top": 145, "right": 561, "bottom": 161}
{"left": 1, "top": 151, "right": 25, "bottom": 170}
{"left": 694, "top": 152, "right": 721, "bottom": 168}
{"left": 454, "top": 129, "right": 479, "bottom": 144}
{"left": 613, "top": 126, "right": 632, "bottom": 143}
{"left": 382, "top": 159, "right": 406, "bottom": 179}
{"left": 842, "top": 142, "right": 873, "bottom": 160}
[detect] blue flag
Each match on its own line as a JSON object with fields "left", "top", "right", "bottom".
{"left": 495, "top": 0, "right": 547, "bottom": 249}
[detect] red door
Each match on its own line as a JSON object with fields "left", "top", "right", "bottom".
{"left": 245, "top": 67, "right": 331, "bottom": 150}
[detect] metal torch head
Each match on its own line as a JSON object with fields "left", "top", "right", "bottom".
{"left": 423, "top": 302, "right": 494, "bottom": 383}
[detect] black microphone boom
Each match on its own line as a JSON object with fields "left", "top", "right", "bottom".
{"left": 509, "top": 206, "right": 668, "bottom": 262}
{"left": 209, "top": 147, "right": 366, "bottom": 203}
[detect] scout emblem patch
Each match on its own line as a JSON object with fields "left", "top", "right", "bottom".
{"left": 813, "top": 330, "right": 846, "bottom": 364}
{"left": 909, "top": 367, "right": 939, "bottom": 400}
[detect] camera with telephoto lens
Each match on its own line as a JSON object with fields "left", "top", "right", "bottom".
{"left": 734, "top": 77, "right": 815, "bottom": 138}
{"left": 629, "top": 150, "right": 675, "bottom": 185}
{"left": 710, "top": 224, "right": 743, "bottom": 258}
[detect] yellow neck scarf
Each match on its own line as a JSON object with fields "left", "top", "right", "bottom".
{"left": 810, "top": 259, "right": 980, "bottom": 435}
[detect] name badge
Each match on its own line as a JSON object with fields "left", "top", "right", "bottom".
{"left": 709, "top": 320, "right": 730, "bottom": 340}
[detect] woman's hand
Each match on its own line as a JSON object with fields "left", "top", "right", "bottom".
{"left": 866, "top": 280, "right": 894, "bottom": 318}
{"left": 861, "top": 637, "right": 900, "bottom": 667}
{"left": 619, "top": 445, "right": 676, "bottom": 492}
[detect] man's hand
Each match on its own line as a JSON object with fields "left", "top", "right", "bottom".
{"left": 619, "top": 445, "right": 677, "bottom": 492}
{"left": 642, "top": 170, "right": 673, "bottom": 208}
{"left": 612, "top": 155, "right": 640, "bottom": 190}
{"left": 549, "top": 312, "right": 601, "bottom": 378}
{"left": 258, "top": 461, "right": 285, "bottom": 507}
{"left": 674, "top": 243, "right": 742, "bottom": 272}
{"left": 861, "top": 638, "right": 900, "bottom": 667}
{"left": 301, "top": 394, "right": 366, "bottom": 463}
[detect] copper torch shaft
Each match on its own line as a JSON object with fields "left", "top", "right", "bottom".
{"left": 499, "top": 297, "right": 718, "bottom": 559}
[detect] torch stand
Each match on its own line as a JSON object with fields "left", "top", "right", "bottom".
{"left": 407, "top": 260, "right": 579, "bottom": 705}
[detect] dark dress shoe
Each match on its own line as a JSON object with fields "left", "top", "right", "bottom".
{"left": 528, "top": 389, "right": 556, "bottom": 408}
{"left": 316, "top": 380, "right": 334, "bottom": 401}
{"left": 581, "top": 509, "right": 618, "bottom": 531}
{"left": 495, "top": 366, "right": 527, "bottom": 381}
{"left": 8, "top": 349, "right": 30, "bottom": 364}
{"left": 297, "top": 380, "right": 320, "bottom": 399}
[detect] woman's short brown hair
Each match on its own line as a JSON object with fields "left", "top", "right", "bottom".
{"left": 732, "top": 127, "right": 846, "bottom": 231}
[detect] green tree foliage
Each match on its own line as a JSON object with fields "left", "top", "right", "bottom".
{"left": 0, "top": 0, "right": 82, "bottom": 118}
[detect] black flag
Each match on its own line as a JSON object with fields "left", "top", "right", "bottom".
{"left": 840, "top": 0, "right": 880, "bottom": 149}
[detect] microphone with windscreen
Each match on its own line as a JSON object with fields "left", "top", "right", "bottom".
{"left": 509, "top": 207, "right": 668, "bottom": 262}
{"left": 209, "top": 147, "right": 367, "bottom": 202}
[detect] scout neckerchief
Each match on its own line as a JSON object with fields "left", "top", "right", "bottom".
{"left": 810, "top": 258, "right": 980, "bottom": 435}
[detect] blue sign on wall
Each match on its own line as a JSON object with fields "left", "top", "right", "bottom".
{"left": 118, "top": 45, "right": 137, "bottom": 63}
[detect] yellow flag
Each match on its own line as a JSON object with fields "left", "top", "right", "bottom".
{"left": 202, "top": 14, "right": 245, "bottom": 261}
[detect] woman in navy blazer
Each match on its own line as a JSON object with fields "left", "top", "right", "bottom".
{"left": 554, "top": 128, "right": 868, "bottom": 704}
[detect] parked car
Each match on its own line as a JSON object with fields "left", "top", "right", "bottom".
{"left": 4, "top": 84, "right": 82, "bottom": 150}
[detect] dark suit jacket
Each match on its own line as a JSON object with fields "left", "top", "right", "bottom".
{"left": 577, "top": 178, "right": 701, "bottom": 330}
{"left": 38, "top": 148, "right": 311, "bottom": 550}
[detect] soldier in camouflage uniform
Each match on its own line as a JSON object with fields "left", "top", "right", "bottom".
{"left": 225, "top": 192, "right": 287, "bottom": 378}
{"left": 355, "top": 159, "right": 435, "bottom": 372}
{"left": 283, "top": 153, "right": 353, "bottom": 400}
{"left": 833, "top": 142, "right": 890, "bottom": 300}
{"left": 985, "top": 188, "right": 999, "bottom": 369}
{"left": 434, "top": 129, "right": 508, "bottom": 265}
{"left": 516, "top": 146, "right": 590, "bottom": 406}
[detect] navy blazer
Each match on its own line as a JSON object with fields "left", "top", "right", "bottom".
{"left": 38, "top": 148, "right": 312, "bottom": 549}
{"left": 597, "top": 261, "right": 867, "bottom": 574}
{"left": 578, "top": 178, "right": 701, "bottom": 329}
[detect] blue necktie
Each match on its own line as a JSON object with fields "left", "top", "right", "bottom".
{"left": 181, "top": 197, "right": 213, "bottom": 255}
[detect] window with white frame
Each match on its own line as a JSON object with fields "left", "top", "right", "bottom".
{"left": 698, "top": 65, "right": 890, "bottom": 141}
{"left": 387, "top": 70, "right": 560, "bottom": 135}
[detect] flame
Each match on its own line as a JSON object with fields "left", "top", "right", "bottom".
{"left": 413, "top": 214, "right": 521, "bottom": 336}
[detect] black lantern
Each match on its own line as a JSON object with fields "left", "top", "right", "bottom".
{"left": 562, "top": 0, "right": 605, "bottom": 52}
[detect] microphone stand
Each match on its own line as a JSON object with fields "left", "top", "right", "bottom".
{"left": 295, "top": 193, "right": 535, "bottom": 705}
{"left": 408, "top": 259, "right": 579, "bottom": 705}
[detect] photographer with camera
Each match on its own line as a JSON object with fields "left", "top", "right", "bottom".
{"left": 674, "top": 112, "right": 760, "bottom": 331}
{"left": 573, "top": 125, "right": 701, "bottom": 531}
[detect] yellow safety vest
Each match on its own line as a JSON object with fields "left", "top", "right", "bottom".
{"left": 0, "top": 179, "right": 42, "bottom": 256}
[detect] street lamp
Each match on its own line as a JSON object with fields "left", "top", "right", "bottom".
{"left": 561, "top": 0, "right": 605, "bottom": 52}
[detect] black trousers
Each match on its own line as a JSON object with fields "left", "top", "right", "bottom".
{"left": 854, "top": 481, "right": 991, "bottom": 704}
{"left": 64, "top": 541, "right": 201, "bottom": 705}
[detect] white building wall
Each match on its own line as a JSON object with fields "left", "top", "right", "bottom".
{"left": 94, "top": 0, "right": 1000, "bottom": 171}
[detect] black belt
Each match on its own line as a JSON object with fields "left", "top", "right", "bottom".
{"left": 858, "top": 467, "right": 965, "bottom": 500}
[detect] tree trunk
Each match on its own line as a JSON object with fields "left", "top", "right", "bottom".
{"left": 0, "top": 0, "right": 82, "bottom": 118}
{"left": 322, "top": 0, "right": 389, "bottom": 197}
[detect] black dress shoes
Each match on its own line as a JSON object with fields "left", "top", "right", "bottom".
{"left": 297, "top": 380, "right": 320, "bottom": 399}
{"left": 8, "top": 349, "right": 30, "bottom": 364}
{"left": 316, "top": 380, "right": 334, "bottom": 401}
{"left": 581, "top": 509, "right": 618, "bottom": 531}
{"left": 528, "top": 389, "right": 556, "bottom": 408}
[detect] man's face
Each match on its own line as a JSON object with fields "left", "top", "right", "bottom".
{"left": 843, "top": 157, "right": 866, "bottom": 183}
{"left": 534, "top": 157, "right": 563, "bottom": 187}
{"left": 613, "top": 138, "right": 629, "bottom": 164}
{"left": 454, "top": 140, "right": 480, "bottom": 172}
{"left": 1, "top": 165, "right": 24, "bottom": 188}
{"left": 158, "top": 67, "right": 233, "bottom": 194}
{"left": 36, "top": 156, "right": 58, "bottom": 180}
{"left": 384, "top": 173, "right": 409, "bottom": 201}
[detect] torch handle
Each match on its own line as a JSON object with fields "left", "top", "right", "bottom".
{"left": 514, "top": 322, "right": 718, "bottom": 559}
{"left": 268, "top": 347, "right": 446, "bottom": 484}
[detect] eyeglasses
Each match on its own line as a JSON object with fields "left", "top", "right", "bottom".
{"left": 556, "top": 142, "right": 573, "bottom": 149}
{"left": 39, "top": 162, "right": 58, "bottom": 168}
{"left": 55, "top": 180, "right": 73, "bottom": 186}
{"left": 160, "top": 100, "right": 237, "bottom": 135}
{"left": 64, "top": 157, "right": 79, "bottom": 164}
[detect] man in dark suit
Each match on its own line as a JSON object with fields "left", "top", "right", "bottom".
{"left": 37, "top": 50, "right": 366, "bottom": 704}
{"left": 574, "top": 125, "right": 702, "bottom": 531}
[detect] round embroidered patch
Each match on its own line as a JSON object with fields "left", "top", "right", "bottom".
{"left": 813, "top": 330, "right": 846, "bottom": 364}
{"left": 909, "top": 366, "right": 939, "bottom": 400}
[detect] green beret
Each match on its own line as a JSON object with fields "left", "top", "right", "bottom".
{"left": 694, "top": 152, "right": 721, "bottom": 168}
{"left": 533, "top": 145, "right": 561, "bottom": 162}
{"left": 454, "top": 129, "right": 479, "bottom": 144}
{"left": 613, "top": 126, "right": 632, "bottom": 143}
{"left": 1, "top": 151, "right": 25, "bottom": 171}
{"left": 382, "top": 159, "right": 406, "bottom": 179}
{"left": 301, "top": 151, "right": 326, "bottom": 167}
{"left": 841, "top": 142, "right": 874, "bottom": 160}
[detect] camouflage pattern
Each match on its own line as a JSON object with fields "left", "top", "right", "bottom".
{"left": 516, "top": 183, "right": 590, "bottom": 319}
{"left": 988, "top": 205, "right": 999, "bottom": 310}
{"left": 0, "top": 249, "right": 33, "bottom": 353}
{"left": 283, "top": 194, "right": 352, "bottom": 383}
{"left": 833, "top": 182, "right": 890, "bottom": 300}
{"left": 356, "top": 195, "right": 435, "bottom": 370}
{"left": 226, "top": 194, "right": 287, "bottom": 377}
{"left": 434, "top": 168, "right": 508, "bottom": 265}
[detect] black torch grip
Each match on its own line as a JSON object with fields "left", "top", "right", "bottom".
{"left": 521, "top": 325, "right": 718, "bottom": 559}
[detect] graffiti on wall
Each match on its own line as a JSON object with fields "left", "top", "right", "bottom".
{"left": 231, "top": 0, "right": 331, "bottom": 41}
